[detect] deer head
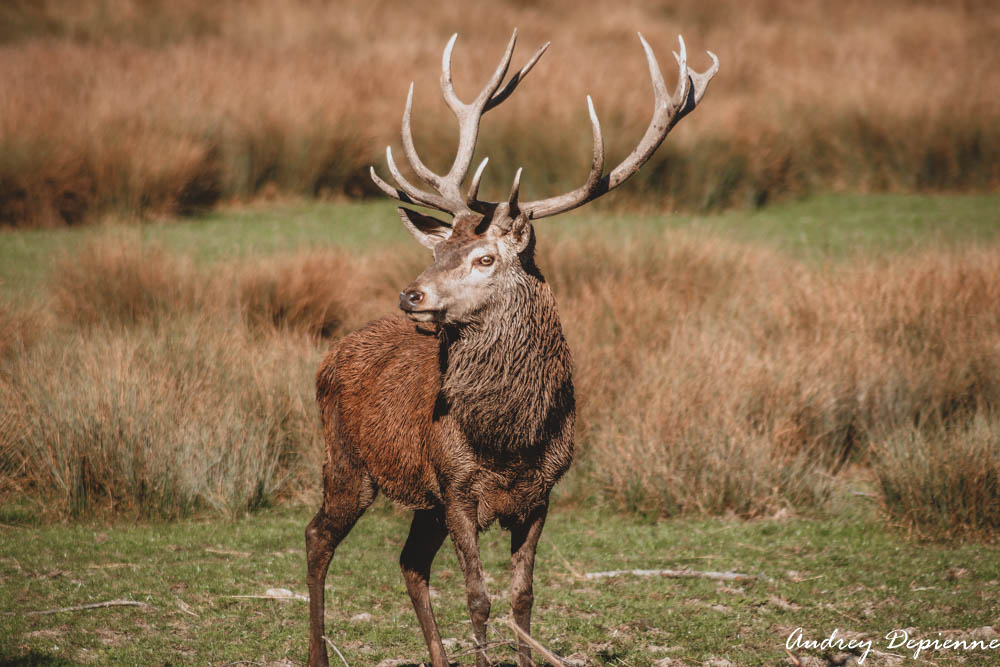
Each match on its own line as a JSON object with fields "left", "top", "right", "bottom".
{"left": 373, "top": 29, "right": 719, "bottom": 325}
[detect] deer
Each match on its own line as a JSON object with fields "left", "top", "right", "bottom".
{"left": 306, "top": 28, "right": 717, "bottom": 667}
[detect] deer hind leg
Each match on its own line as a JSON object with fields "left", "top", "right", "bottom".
{"left": 446, "top": 504, "right": 491, "bottom": 667}
{"left": 306, "top": 468, "right": 376, "bottom": 667}
{"left": 400, "top": 509, "right": 450, "bottom": 667}
{"left": 509, "top": 503, "right": 548, "bottom": 667}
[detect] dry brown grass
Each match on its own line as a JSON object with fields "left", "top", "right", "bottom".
{"left": 1, "top": 319, "right": 321, "bottom": 518}
{"left": 49, "top": 238, "right": 199, "bottom": 327}
{"left": 3, "top": 230, "right": 999, "bottom": 534}
{"left": 550, "top": 233, "right": 1000, "bottom": 519}
{"left": 1, "top": 0, "right": 997, "bottom": 225}
{"left": 873, "top": 418, "right": 1000, "bottom": 539}
{"left": 235, "top": 247, "right": 424, "bottom": 339}
{"left": 0, "top": 299, "right": 43, "bottom": 360}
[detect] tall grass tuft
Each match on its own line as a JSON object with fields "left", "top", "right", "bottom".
{"left": 0, "top": 298, "right": 42, "bottom": 359}
{"left": 49, "top": 238, "right": 199, "bottom": 328}
{"left": 0, "top": 319, "right": 320, "bottom": 519}
{"left": 873, "top": 419, "right": 1000, "bottom": 540}
{"left": 235, "top": 249, "right": 419, "bottom": 339}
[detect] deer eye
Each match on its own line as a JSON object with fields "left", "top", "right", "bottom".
{"left": 476, "top": 255, "right": 494, "bottom": 267}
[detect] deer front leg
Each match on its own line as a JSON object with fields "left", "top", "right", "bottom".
{"left": 306, "top": 467, "right": 375, "bottom": 667}
{"left": 510, "top": 503, "right": 548, "bottom": 667}
{"left": 306, "top": 505, "right": 366, "bottom": 667}
{"left": 400, "top": 509, "right": 450, "bottom": 667}
{"left": 446, "top": 504, "right": 491, "bottom": 667}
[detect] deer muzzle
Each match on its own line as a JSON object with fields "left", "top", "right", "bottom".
{"left": 399, "top": 285, "right": 440, "bottom": 322}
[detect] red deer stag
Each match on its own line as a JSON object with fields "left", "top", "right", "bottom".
{"left": 307, "top": 29, "right": 717, "bottom": 667}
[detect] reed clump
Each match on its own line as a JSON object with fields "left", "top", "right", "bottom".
{"left": 49, "top": 238, "right": 199, "bottom": 328}
{"left": 549, "top": 234, "right": 1000, "bottom": 527}
{"left": 1, "top": 317, "right": 321, "bottom": 519}
{"left": 872, "top": 418, "right": 1000, "bottom": 540}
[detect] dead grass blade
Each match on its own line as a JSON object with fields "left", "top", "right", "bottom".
{"left": 505, "top": 617, "right": 567, "bottom": 667}
{"left": 25, "top": 599, "right": 151, "bottom": 615}
{"left": 321, "top": 636, "right": 351, "bottom": 667}
{"left": 584, "top": 568, "right": 761, "bottom": 582}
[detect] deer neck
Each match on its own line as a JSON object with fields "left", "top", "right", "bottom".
{"left": 439, "top": 268, "right": 572, "bottom": 453}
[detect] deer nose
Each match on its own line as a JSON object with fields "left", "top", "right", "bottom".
{"left": 400, "top": 289, "right": 424, "bottom": 310}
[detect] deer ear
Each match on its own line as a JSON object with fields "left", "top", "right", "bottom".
{"left": 398, "top": 208, "right": 452, "bottom": 250}
{"left": 508, "top": 213, "right": 532, "bottom": 253}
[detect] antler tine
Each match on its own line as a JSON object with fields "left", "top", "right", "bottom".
{"left": 523, "top": 34, "right": 718, "bottom": 220}
{"left": 370, "top": 166, "right": 436, "bottom": 209}
{"left": 669, "top": 34, "right": 691, "bottom": 115}
{"left": 508, "top": 167, "right": 522, "bottom": 211}
{"left": 485, "top": 40, "right": 551, "bottom": 112}
{"left": 690, "top": 50, "right": 720, "bottom": 105}
{"left": 439, "top": 33, "right": 463, "bottom": 115}
{"left": 495, "top": 166, "right": 523, "bottom": 231}
{"left": 383, "top": 147, "right": 453, "bottom": 212}
{"left": 401, "top": 83, "right": 444, "bottom": 190}
{"left": 369, "top": 165, "right": 406, "bottom": 200}
{"left": 441, "top": 30, "right": 519, "bottom": 195}
{"left": 517, "top": 93, "right": 606, "bottom": 220}
{"left": 475, "top": 29, "right": 518, "bottom": 107}
{"left": 467, "top": 157, "right": 489, "bottom": 204}
{"left": 583, "top": 96, "right": 605, "bottom": 195}
{"left": 640, "top": 32, "right": 670, "bottom": 104}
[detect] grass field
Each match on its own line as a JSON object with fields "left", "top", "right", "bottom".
{"left": 3, "top": 504, "right": 1000, "bottom": 665}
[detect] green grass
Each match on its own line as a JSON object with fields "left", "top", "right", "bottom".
{"left": 553, "top": 193, "right": 1000, "bottom": 259}
{"left": 2, "top": 503, "right": 999, "bottom": 665}
{"left": 688, "top": 193, "right": 1000, "bottom": 257}
{"left": 3, "top": 193, "right": 999, "bottom": 303}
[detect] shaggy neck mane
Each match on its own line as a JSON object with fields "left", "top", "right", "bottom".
{"left": 439, "top": 256, "right": 572, "bottom": 455}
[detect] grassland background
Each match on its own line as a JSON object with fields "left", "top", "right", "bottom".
{"left": 3, "top": 4, "right": 1000, "bottom": 664}
{"left": 1, "top": 0, "right": 999, "bottom": 226}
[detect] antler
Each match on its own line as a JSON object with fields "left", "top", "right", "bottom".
{"left": 521, "top": 34, "right": 718, "bottom": 219}
{"left": 370, "top": 32, "right": 718, "bottom": 222}
{"left": 370, "top": 29, "right": 549, "bottom": 217}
